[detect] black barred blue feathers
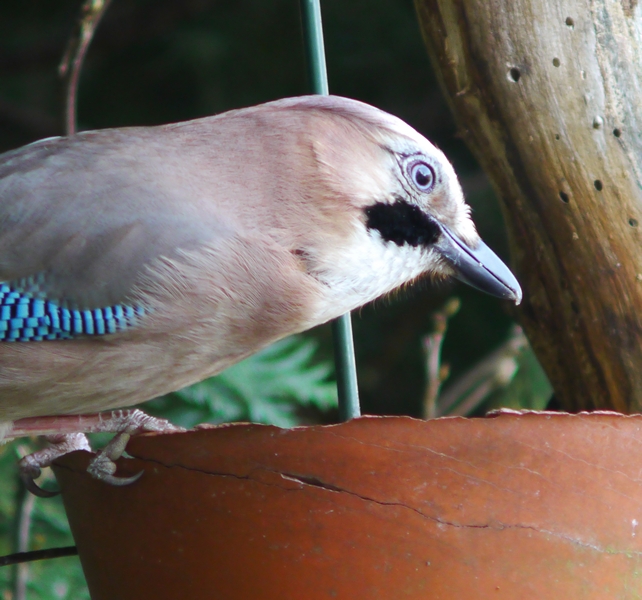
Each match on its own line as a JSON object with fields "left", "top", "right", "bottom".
{"left": 0, "top": 283, "right": 144, "bottom": 342}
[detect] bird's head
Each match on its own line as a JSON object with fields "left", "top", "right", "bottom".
{"left": 264, "top": 96, "right": 521, "bottom": 314}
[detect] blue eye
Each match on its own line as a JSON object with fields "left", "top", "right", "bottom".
{"left": 409, "top": 161, "right": 435, "bottom": 192}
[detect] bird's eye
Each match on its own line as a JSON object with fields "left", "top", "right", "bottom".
{"left": 408, "top": 161, "right": 435, "bottom": 193}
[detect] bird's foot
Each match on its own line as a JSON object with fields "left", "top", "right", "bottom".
{"left": 19, "top": 433, "right": 91, "bottom": 497}
{"left": 14, "top": 409, "right": 184, "bottom": 496}
{"left": 86, "top": 431, "right": 144, "bottom": 486}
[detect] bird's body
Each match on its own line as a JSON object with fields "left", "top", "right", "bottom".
{"left": 0, "top": 95, "right": 520, "bottom": 437}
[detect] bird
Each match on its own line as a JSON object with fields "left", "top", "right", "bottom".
{"left": 0, "top": 95, "right": 521, "bottom": 490}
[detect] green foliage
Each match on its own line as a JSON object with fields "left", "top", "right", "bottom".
{"left": 0, "top": 444, "right": 88, "bottom": 600}
{"left": 145, "top": 335, "right": 337, "bottom": 428}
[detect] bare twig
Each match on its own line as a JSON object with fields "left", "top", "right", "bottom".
{"left": 422, "top": 298, "right": 460, "bottom": 419}
{"left": 10, "top": 451, "right": 37, "bottom": 600}
{"left": 59, "top": 0, "right": 113, "bottom": 135}
{"left": 437, "top": 325, "right": 527, "bottom": 416}
{"left": 1, "top": 547, "right": 78, "bottom": 568}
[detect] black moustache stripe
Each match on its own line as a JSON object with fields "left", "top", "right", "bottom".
{"left": 364, "top": 198, "right": 440, "bottom": 248}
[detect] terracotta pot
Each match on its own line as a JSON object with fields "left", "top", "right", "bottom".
{"left": 53, "top": 412, "right": 642, "bottom": 599}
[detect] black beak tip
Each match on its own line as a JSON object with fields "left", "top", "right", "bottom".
{"left": 499, "top": 280, "right": 522, "bottom": 305}
{"left": 511, "top": 283, "right": 523, "bottom": 306}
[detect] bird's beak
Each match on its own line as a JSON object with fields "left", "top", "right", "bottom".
{"left": 437, "top": 225, "right": 522, "bottom": 305}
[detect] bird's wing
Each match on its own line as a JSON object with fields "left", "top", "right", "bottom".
{"left": 0, "top": 129, "right": 236, "bottom": 321}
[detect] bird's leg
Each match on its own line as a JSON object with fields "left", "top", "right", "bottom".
{"left": 8, "top": 410, "right": 183, "bottom": 440}
{"left": 12, "top": 409, "right": 184, "bottom": 496}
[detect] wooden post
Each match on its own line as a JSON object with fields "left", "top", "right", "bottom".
{"left": 415, "top": 0, "right": 642, "bottom": 412}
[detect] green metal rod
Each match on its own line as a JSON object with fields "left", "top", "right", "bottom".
{"left": 300, "top": 0, "right": 329, "bottom": 95}
{"left": 331, "top": 311, "right": 360, "bottom": 421}
{"left": 299, "top": 0, "right": 360, "bottom": 420}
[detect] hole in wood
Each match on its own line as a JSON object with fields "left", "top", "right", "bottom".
{"left": 559, "top": 191, "right": 570, "bottom": 203}
{"left": 508, "top": 67, "right": 521, "bottom": 82}
{"left": 613, "top": 128, "right": 622, "bottom": 137}
{"left": 594, "top": 180, "right": 603, "bottom": 191}
{"left": 629, "top": 218, "right": 638, "bottom": 227}
{"left": 555, "top": 134, "right": 560, "bottom": 140}
{"left": 571, "top": 300, "right": 580, "bottom": 314}
{"left": 552, "top": 58, "right": 561, "bottom": 67}
{"left": 565, "top": 17, "right": 574, "bottom": 28}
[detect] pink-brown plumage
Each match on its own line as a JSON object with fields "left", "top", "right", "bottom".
{"left": 0, "top": 95, "right": 520, "bottom": 438}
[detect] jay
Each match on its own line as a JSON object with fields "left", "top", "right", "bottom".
{"left": 0, "top": 96, "right": 521, "bottom": 489}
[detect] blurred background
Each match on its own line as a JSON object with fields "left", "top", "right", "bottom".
{"left": 0, "top": 1, "right": 551, "bottom": 598}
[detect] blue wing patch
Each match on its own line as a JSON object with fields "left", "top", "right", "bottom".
{"left": 0, "top": 283, "right": 145, "bottom": 342}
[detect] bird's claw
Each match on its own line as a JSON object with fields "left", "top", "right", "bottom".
{"left": 90, "top": 468, "right": 145, "bottom": 487}
{"left": 21, "top": 476, "right": 60, "bottom": 498}
{"left": 19, "top": 460, "right": 60, "bottom": 498}
{"left": 85, "top": 431, "right": 143, "bottom": 486}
